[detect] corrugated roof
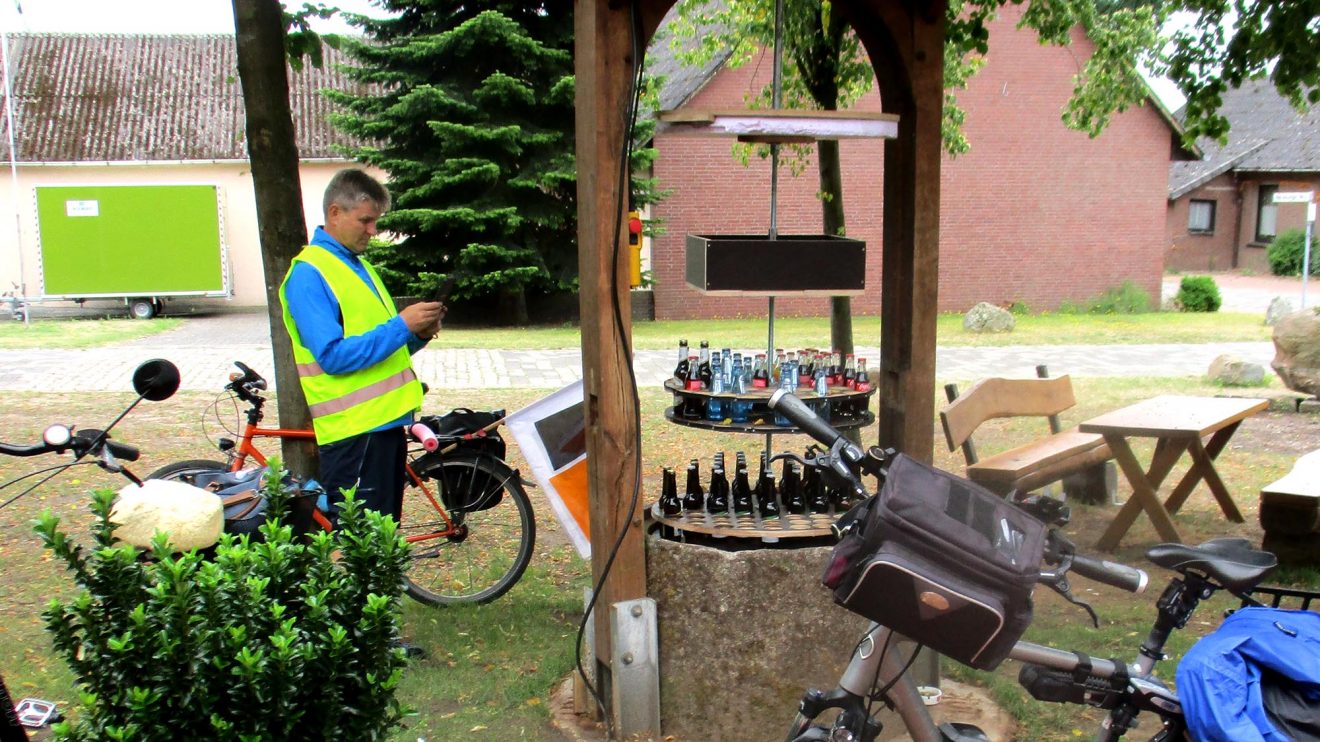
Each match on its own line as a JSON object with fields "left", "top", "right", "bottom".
{"left": 1169, "top": 78, "right": 1319, "bottom": 198}
{"left": 0, "top": 33, "right": 363, "bottom": 163}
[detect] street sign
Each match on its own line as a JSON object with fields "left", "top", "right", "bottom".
{"left": 1274, "top": 191, "right": 1315, "bottom": 204}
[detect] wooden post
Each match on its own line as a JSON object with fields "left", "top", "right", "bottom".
{"left": 862, "top": 0, "right": 946, "bottom": 464}
{"left": 574, "top": 0, "right": 649, "bottom": 726}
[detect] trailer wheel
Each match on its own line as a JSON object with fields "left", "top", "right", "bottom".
{"left": 129, "top": 298, "right": 157, "bottom": 320}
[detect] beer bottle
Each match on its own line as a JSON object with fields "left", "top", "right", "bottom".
{"left": 755, "top": 464, "right": 780, "bottom": 518}
{"left": 682, "top": 460, "right": 704, "bottom": 511}
{"left": 706, "top": 463, "right": 730, "bottom": 513}
{"left": 805, "top": 465, "right": 831, "bottom": 513}
{"left": 732, "top": 460, "right": 754, "bottom": 513}
{"left": 782, "top": 461, "right": 806, "bottom": 514}
{"left": 659, "top": 466, "right": 682, "bottom": 516}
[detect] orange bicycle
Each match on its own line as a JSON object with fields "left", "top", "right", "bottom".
{"left": 148, "top": 361, "right": 535, "bottom": 606}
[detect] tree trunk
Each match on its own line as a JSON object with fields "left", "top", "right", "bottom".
{"left": 231, "top": 0, "right": 318, "bottom": 478}
{"left": 497, "top": 287, "right": 530, "bottom": 325}
{"left": 817, "top": 139, "right": 854, "bottom": 358}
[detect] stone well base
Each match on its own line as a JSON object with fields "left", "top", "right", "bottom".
{"left": 647, "top": 534, "right": 872, "bottom": 741}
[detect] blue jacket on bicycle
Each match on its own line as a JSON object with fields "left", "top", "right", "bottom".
{"left": 1176, "top": 606, "right": 1320, "bottom": 741}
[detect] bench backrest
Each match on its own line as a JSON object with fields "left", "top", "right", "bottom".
{"left": 941, "top": 375, "right": 1077, "bottom": 452}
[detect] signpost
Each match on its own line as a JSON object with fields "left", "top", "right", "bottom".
{"left": 1275, "top": 191, "right": 1315, "bottom": 308}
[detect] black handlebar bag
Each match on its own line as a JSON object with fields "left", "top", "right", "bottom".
{"left": 822, "top": 454, "right": 1046, "bottom": 670}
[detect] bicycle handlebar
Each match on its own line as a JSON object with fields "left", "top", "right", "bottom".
{"left": 1068, "top": 552, "right": 1148, "bottom": 594}
{"left": 768, "top": 390, "right": 864, "bottom": 461}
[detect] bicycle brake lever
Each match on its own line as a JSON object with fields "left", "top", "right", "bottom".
{"left": 1041, "top": 561, "right": 1100, "bottom": 628}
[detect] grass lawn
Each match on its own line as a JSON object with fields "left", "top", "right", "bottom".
{"left": 429, "top": 310, "right": 1275, "bottom": 350}
{"left": 0, "top": 317, "right": 180, "bottom": 349}
{"left": 0, "top": 376, "right": 1314, "bottom": 739}
{"left": 0, "top": 308, "right": 1274, "bottom": 351}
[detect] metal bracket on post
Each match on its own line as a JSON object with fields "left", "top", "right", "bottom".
{"left": 609, "top": 597, "right": 660, "bottom": 737}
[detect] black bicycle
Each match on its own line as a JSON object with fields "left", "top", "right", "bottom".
{"left": 767, "top": 390, "right": 1310, "bottom": 742}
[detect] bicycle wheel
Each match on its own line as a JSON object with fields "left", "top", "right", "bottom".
{"left": 402, "top": 452, "right": 536, "bottom": 606}
{"left": 146, "top": 459, "right": 228, "bottom": 486}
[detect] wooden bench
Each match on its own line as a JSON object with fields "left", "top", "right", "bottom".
{"left": 940, "top": 366, "right": 1115, "bottom": 502}
{"left": 1260, "top": 450, "right": 1320, "bottom": 566}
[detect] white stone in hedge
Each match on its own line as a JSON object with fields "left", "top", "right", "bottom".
{"left": 111, "top": 479, "right": 224, "bottom": 552}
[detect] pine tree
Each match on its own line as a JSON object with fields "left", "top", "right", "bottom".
{"left": 328, "top": 1, "right": 577, "bottom": 324}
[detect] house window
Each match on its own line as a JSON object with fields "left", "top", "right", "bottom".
{"left": 1188, "top": 199, "right": 1216, "bottom": 234}
{"left": 1256, "top": 185, "right": 1278, "bottom": 242}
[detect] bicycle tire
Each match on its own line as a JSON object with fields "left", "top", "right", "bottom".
{"left": 146, "top": 459, "right": 228, "bottom": 486}
{"left": 402, "top": 452, "right": 535, "bottom": 606}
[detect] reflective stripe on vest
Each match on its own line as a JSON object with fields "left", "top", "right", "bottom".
{"left": 279, "top": 245, "right": 423, "bottom": 444}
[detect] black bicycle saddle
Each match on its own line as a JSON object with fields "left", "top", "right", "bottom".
{"left": 1146, "top": 537, "right": 1278, "bottom": 592}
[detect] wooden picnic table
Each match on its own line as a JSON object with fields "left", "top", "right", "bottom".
{"left": 1079, "top": 395, "right": 1268, "bottom": 551}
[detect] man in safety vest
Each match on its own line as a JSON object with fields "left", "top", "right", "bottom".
{"left": 280, "top": 168, "right": 444, "bottom": 524}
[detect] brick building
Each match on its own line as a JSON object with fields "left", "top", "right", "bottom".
{"left": 1166, "top": 79, "right": 1319, "bottom": 274}
{"left": 647, "top": 6, "right": 1194, "bottom": 320}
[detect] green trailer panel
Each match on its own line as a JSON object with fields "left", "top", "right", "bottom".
{"left": 36, "top": 185, "right": 227, "bottom": 297}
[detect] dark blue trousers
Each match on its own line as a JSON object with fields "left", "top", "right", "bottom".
{"left": 318, "top": 427, "right": 406, "bottom": 525}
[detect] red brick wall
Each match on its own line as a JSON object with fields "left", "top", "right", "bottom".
{"left": 651, "top": 8, "right": 1175, "bottom": 319}
{"left": 1166, "top": 175, "right": 1239, "bottom": 272}
{"left": 1235, "top": 177, "right": 1320, "bottom": 274}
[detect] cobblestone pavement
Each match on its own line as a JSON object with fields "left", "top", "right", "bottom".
{"left": 0, "top": 310, "right": 1277, "bottom": 392}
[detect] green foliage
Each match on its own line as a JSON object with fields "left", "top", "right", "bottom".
{"left": 1058, "top": 281, "right": 1152, "bottom": 314}
{"left": 1266, "top": 229, "right": 1320, "bottom": 277}
{"left": 33, "top": 464, "right": 410, "bottom": 741}
{"left": 673, "top": 0, "right": 1316, "bottom": 151}
{"left": 1176, "top": 275, "right": 1222, "bottom": 313}
{"left": 329, "top": 2, "right": 662, "bottom": 323}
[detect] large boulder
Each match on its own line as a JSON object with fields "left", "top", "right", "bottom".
{"left": 1272, "top": 308, "right": 1320, "bottom": 397}
{"left": 1208, "top": 353, "right": 1266, "bottom": 386}
{"left": 963, "top": 302, "right": 1015, "bottom": 333}
{"left": 1266, "top": 296, "right": 1295, "bottom": 326}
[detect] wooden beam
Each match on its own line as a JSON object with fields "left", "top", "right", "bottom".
{"left": 573, "top": 0, "right": 650, "bottom": 719}
{"left": 850, "top": 0, "right": 946, "bottom": 464}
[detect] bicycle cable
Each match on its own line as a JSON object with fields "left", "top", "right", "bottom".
{"left": 0, "top": 460, "right": 100, "bottom": 511}
{"left": 571, "top": 1, "right": 648, "bottom": 738}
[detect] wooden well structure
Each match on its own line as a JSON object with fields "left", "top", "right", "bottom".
{"left": 574, "top": 0, "right": 946, "bottom": 732}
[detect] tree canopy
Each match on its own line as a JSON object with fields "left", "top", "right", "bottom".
{"left": 669, "top": 0, "right": 1317, "bottom": 147}
{"left": 328, "top": 0, "right": 579, "bottom": 324}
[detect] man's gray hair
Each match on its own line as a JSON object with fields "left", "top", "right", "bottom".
{"left": 323, "top": 168, "right": 391, "bottom": 215}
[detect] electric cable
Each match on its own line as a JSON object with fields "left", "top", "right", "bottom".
{"left": 571, "top": 1, "right": 650, "bottom": 738}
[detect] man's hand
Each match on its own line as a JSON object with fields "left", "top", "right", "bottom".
{"left": 401, "top": 301, "right": 445, "bottom": 339}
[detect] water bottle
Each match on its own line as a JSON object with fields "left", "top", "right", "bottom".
{"left": 706, "top": 372, "right": 726, "bottom": 421}
{"left": 720, "top": 348, "right": 733, "bottom": 389}
{"left": 774, "top": 360, "right": 797, "bottom": 427}
{"left": 813, "top": 365, "right": 832, "bottom": 423}
{"left": 730, "top": 362, "right": 752, "bottom": 423}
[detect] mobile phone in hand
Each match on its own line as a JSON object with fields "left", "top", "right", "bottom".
{"left": 431, "top": 275, "right": 457, "bottom": 304}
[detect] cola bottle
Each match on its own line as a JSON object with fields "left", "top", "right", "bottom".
{"left": 697, "top": 341, "right": 713, "bottom": 390}
{"left": 751, "top": 353, "right": 770, "bottom": 388}
{"left": 673, "top": 339, "right": 689, "bottom": 380}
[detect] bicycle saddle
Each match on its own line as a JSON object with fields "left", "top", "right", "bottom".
{"left": 1146, "top": 538, "right": 1278, "bottom": 591}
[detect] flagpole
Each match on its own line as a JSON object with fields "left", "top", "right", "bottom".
{"left": 0, "top": 22, "right": 27, "bottom": 325}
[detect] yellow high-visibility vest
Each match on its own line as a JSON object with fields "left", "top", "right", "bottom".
{"left": 279, "top": 245, "right": 422, "bottom": 445}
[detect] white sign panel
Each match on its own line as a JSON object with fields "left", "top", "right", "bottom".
{"left": 1309, "top": 203, "right": 1317, "bottom": 222}
{"left": 1273, "top": 191, "right": 1315, "bottom": 204}
{"left": 65, "top": 199, "right": 99, "bottom": 217}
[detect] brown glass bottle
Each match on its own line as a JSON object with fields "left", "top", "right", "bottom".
{"left": 681, "top": 460, "right": 704, "bottom": 511}
{"left": 659, "top": 466, "right": 682, "bottom": 516}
